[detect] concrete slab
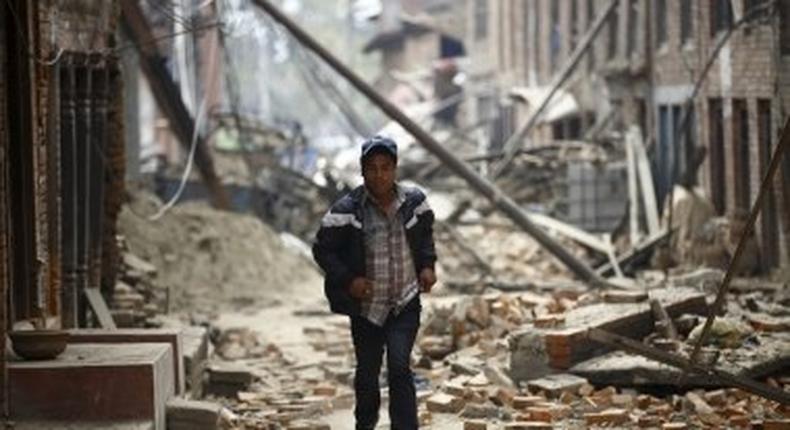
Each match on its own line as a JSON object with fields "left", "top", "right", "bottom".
{"left": 9, "top": 343, "right": 175, "bottom": 430}
{"left": 68, "top": 328, "right": 186, "bottom": 394}
{"left": 508, "top": 287, "right": 707, "bottom": 382}
{"left": 570, "top": 332, "right": 790, "bottom": 388}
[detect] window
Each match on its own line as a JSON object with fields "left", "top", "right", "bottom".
{"left": 709, "top": 99, "right": 726, "bottom": 214}
{"left": 587, "top": 0, "right": 596, "bottom": 70}
{"left": 550, "top": 0, "right": 561, "bottom": 71}
{"left": 655, "top": 0, "right": 667, "bottom": 47}
{"left": 570, "top": 0, "right": 579, "bottom": 52}
{"left": 534, "top": 0, "right": 542, "bottom": 78}
{"left": 607, "top": 1, "right": 619, "bottom": 59}
{"left": 710, "top": 0, "right": 733, "bottom": 36}
{"left": 732, "top": 99, "right": 751, "bottom": 210}
{"left": 680, "top": 0, "right": 693, "bottom": 44}
{"left": 474, "top": 0, "right": 488, "bottom": 40}
{"left": 627, "top": 0, "right": 639, "bottom": 55}
{"left": 757, "top": 99, "right": 778, "bottom": 269}
{"left": 780, "top": 1, "right": 790, "bottom": 54}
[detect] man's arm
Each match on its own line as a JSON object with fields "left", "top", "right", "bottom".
{"left": 312, "top": 211, "right": 355, "bottom": 290}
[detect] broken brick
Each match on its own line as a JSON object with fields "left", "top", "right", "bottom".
{"left": 426, "top": 393, "right": 464, "bottom": 413}
{"left": 464, "top": 420, "right": 487, "bottom": 430}
{"left": 504, "top": 422, "right": 553, "bottom": 430}
{"left": 584, "top": 408, "right": 630, "bottom": 426}
{"left": 512, "top": 396, "right": 545, "bottom": 409}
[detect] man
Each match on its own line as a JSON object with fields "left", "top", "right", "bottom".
{"left": 313, "top": 135, "right": 437, "bottom": 429}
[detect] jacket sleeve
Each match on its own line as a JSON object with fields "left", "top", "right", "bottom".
{"left": 312, "top": 209, "right": 355, "bottom": 291}
{"left": 413, "top": 195, "right": 437, "bottom": 272}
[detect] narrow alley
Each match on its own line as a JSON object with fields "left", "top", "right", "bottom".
{"left": 1, "top": 1, "right": 789, "bottom": 429}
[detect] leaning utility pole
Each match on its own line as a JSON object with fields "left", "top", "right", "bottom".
{"left": 250, "top": 0, "right": 612, "bottom": 287}
{"left": 120, "top": 1, "right": 230, "bottom": 209}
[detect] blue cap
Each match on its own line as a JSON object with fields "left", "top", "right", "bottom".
{"left": 361, "top": 135, "right": 397, "bottom": 162}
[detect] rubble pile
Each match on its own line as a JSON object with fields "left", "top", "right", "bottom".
{"left": 200, "top": 322, "right": 356, "bottom": 429}
{"left": 117, "top": 188, "right": 321, "bottom": 315}
{"left": 435, "top": 215, "right": 585, "bottom": 287}
{"left": 108, "top": 241, "right": 169, "bottom": 327}
{"left": 417, "top": 291, "right": 582, "bottom": 361}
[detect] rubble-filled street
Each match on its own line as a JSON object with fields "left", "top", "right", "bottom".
{"left": 2, "top": 0, "right": 790, "bottom": 429}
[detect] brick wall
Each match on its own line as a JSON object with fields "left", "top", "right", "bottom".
{"left": 464, "top": 0, "right": 789, "bottom": 268}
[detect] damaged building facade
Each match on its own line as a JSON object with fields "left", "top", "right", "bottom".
{"left": 465, "top": 0, "right": 790, "bottom": 271}
{"left": 0, "top": 0, "right": 135, "bottom": 423}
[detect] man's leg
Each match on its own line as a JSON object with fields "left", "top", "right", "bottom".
{"left": 351, "top": 316, "right": 386, "bottom": 430}
{"left": 385, "top": 299, "right": 421, "bottom": 430}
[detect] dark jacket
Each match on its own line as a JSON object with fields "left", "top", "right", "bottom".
{"left": 312, "top": 184, "right": 437, "bottom": 316}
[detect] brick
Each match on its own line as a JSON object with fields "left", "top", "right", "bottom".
{"left": 764, "top": 419, "right": 790, "bottom": 430}
{"left": 526, "top": 373, "right": 588, "bottom": 398}
{"left": 662, "top": 423, "right": 688, "bottom": 430}
{"left": 584, "top": 408, "right": 630, "bottom": 426}
{"left": 526, "top": 403, "right": 570, "bottom": 422}
{"left": 464, "top": 420, "right": 487, "bottom": 430}
{"left": 166, "top": 399, "right": 221, "bottom": 430}
{"left": 637, "top": 415, "right": 662, "bottom": 428}
{"left": 312, "top": 384, "right": 336, "bottom": 397}
{"left": 512, "top": 396, "right": 544, "bottom": 409}
{"left": 504, "top": 422, "right": 553, "bottom": 430}
{"left": 426, "top": 393, "right": 464, "bottom": 413}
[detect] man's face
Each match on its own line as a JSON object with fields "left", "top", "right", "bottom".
{"left": 362, "top": 152, "right": 397, "bottom": 199}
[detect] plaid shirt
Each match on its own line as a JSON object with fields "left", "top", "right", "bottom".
{"left": 361, "top": 186, "right": 419, "bottom": 326}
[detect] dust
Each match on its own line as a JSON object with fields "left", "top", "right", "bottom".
{"left": 118, "top": 189, "right": 321, "bottom": 314}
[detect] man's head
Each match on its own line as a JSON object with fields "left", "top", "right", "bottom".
{"left": 360, "top": 136, "right": 397, "bottom": 200}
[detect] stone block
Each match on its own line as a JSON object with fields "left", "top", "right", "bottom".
{"left": 166, "top": 398, "right": 221, "bottom": 430}
{"left": 9, "top": 343, "right": 174, "bottom": 430}
{"left": 68, "top": 328, "right": 186, "bottom": 395}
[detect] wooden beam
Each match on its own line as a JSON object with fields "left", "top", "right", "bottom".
{"left": 83, "top": 288, "right": 116, "bottom": 330}
{"left": 625, "top": 127, "right": 641, "bottom": 245}
{"left": 630, "top": 127, "right": 660, "bottom": 236}
{"left": 596, "top": 229, "right": 671, "bottom": 277}
{"left": 120, "top": 2, "right": 229, "bottom": 209}
{"left": 588, "top": 328, "right": 790, "bottom": 405}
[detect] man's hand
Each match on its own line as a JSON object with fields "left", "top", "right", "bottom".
{"left": 349, "top": 277, "right": 374, "bottom": 299}
{"left": 418, "top": 268, "right": 437, "bottom": 293}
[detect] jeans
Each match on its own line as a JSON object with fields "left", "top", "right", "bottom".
{"left": 350, "top": 297, "right": 421, "bottom": 430}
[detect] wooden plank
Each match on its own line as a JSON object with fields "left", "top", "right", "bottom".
{"left": 625, "top": 127, "right": 641, "bottom": 245}
{"left": 84, "top": 288, "right": 117, "bottom": 329}
{"left": 650, "top": 298, "right": 678, "bottom": 340}
{"left": 529, "top": 213, "right": 610, "bottom": 254}
{"left": 595, "top": 229, "right": 670, "bottom": 277}
{"left": 631, "top": 128, "right": 660, "bottom": 236}
{"left": 587, "top": 329, "right": 790, "bottom": 405}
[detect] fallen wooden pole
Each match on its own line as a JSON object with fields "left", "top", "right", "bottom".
{"left": 588, "top": 328, "right": 790, "bottom": 405}
{"left": 688, "top": 115, "right": 790, "bottom": 366}
{"left": 251, "top": 0, "right": 612, "bottom": 287}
